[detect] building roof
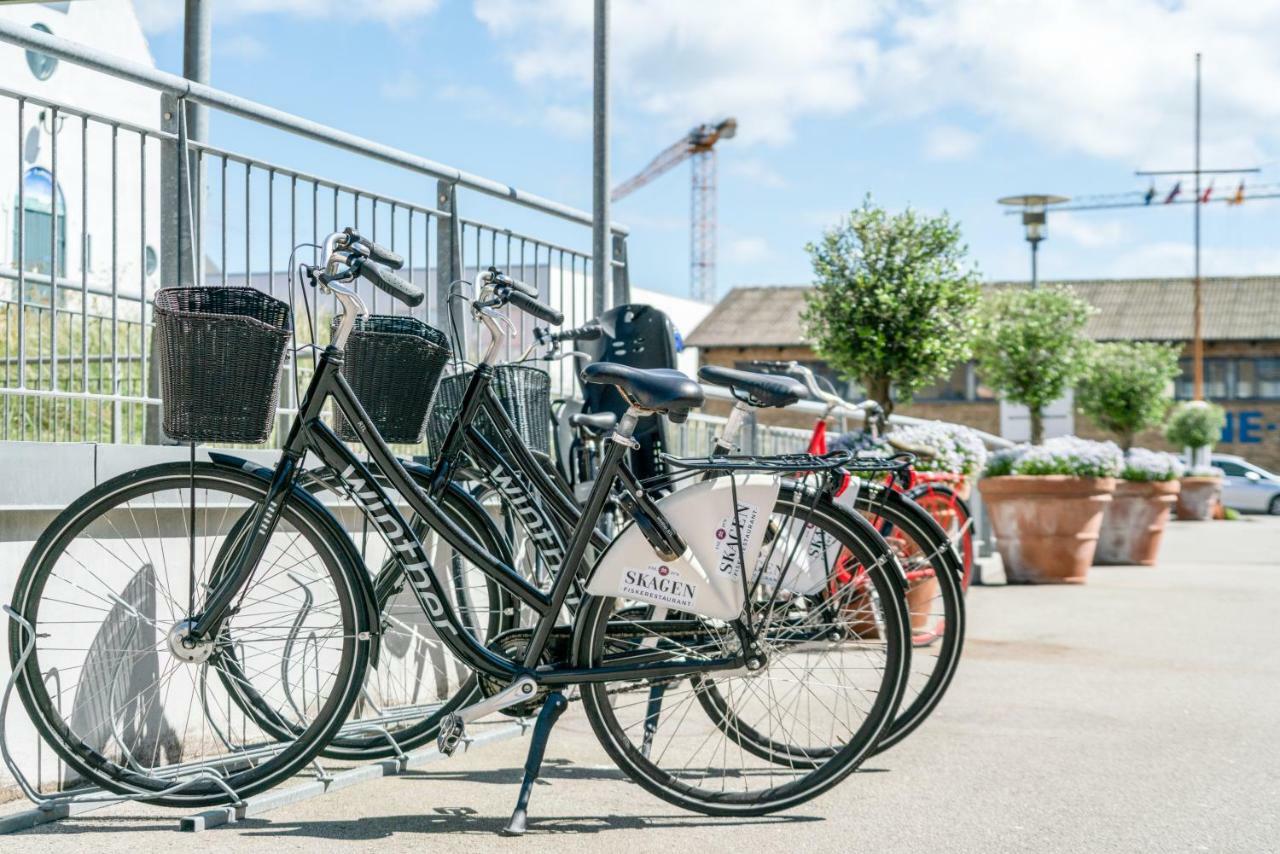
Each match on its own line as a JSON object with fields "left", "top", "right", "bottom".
{"left": 687, "top": 276, "right": 1280, "bottom": 348}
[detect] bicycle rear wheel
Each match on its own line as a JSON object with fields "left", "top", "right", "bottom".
{"left": 8, "top": 462, "right": 369, "bottom": 806}
{"left": 575, "top": 482, "right": 909, "bottom": 815}
{"left": 853, "top": 483, "right": 966, "bottom": 753}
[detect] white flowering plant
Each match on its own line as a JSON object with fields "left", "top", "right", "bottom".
{"left": 983, "top": 436, "right": 1123, "bottom": 479}
{"left": 1120, "top": 448, "right": 1183, "bottom": 482}
{"left": 889, "top": 422, "right": 988, "bottom": 477}
{"left": 1185, "top": 464, "right": 1225, "bottom": 478}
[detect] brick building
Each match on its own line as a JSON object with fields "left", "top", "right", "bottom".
{"left": 686, "top": 276, "right": 1280, "bottom": 469}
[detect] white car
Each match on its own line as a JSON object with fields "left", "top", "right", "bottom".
{"left": 1212, "top": 455, "right": 1280, "bottom": 515}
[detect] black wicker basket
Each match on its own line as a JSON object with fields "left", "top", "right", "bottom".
{"left": 154, "top": 287, "right": 293, "bottom": 444}
{"left": 331, "top": 315, "right": 451, "bottom": 444}
{"left": 427, "top": 365, "right": 552, "bottom": 457}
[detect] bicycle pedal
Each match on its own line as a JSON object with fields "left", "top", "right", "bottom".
{"left": 437, "top": 713, "right": 465, "bottom": 756}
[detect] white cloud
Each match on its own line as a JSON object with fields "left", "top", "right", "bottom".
{"left": 135, "top": 0, "right": 441, "bottom": 33}
{"left": 723, "top": 236, "right": 771, "bottom": 264}
{"left": 220, "top": 33, "right": 266, "bottom": 62}
{"left": 543, "top": 105, "right": 592, "bottom": 139}
{"left": 923, "top": 125, "right": 979, "bottom": 161}
{"left": 1104, "top": 241, "right": 1280, "bottom": 278}
{"left": 1051, "top": 213, "right": 1130, "bottom": 249}
{"left": 877, "top": 1, "right": 1280, "bottom": 166}
{"left": 473, "top": 0, "right": 1280, "bottom": 167}
{"left": 727, "top": 158, "right": 788, "bottom": 189}
{"left": 473, "top": 0, "right": 884, "bottom": 145}
{"left": 378, "top": 70, "right": 420, "bottom": 102}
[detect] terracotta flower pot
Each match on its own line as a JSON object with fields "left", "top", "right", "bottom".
{"left": 1095, "top": 479, "right": 1180, "bottom": 566}
{"left": 1176, "top": 476, "right": 1222, "bottom": 521}
{"left": 979, "top": 475, "right": 1115, "bottom": 584}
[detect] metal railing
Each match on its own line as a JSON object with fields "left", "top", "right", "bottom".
{"left": 0, "top": 21, "right": 627, "bottom": 449}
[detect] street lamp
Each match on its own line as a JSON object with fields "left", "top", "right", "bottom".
{"left": 997, "top": 194, "right": 1069, "bottom": 288}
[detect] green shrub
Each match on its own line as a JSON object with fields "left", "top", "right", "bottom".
{"left": 972, "top": 286, "right": 1093, "bottom": 444}
{"left": 1076, "top": 342, "right": 1180, "bottom": 451}
{"left": 801, "top": 197, "right": 980, "bottom": 417}
{"left": 1164, "top": 401, "right": 1225, "bottom": 449}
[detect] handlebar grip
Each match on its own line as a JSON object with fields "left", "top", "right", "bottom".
{"left": 343, "top": 227, "right": 404, "bottom": 270}
{"left": 365, "top": 242, "right": 404, "bottom": 271}
{"left": 357, "top": 259, "right": 424, "bottom": 308}
{"left": 557, "top": 322, "right": 602, "bottom": 341}
{"left": 506, "top": 290, "right": 563, "bottom": 326}
{"left": 489, "top": 269, "right": 538, "bottom": 298}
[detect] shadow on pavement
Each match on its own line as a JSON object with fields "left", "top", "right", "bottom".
{"left": 239, "top": 808, "right": 820, "bottom": 839}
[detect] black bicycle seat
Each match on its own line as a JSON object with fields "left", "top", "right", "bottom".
{"left": 580, "top": 363, "right": 704, "bottom": 418}
{"left": 698, "top": 365, "right": 805, "bottom": 408}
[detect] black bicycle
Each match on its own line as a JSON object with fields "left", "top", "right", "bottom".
{"left": 11, "top": 231, "right": 910, "bottom": 832}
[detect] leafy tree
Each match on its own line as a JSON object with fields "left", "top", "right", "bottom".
{"left": 1076, "top": 341, "right": 1181, "bottom": 451}
{"left": 800, "top": 198, "right": 980, "bottom": 417}
{"left": 1164, "top": 401, "right": 1226, "bottom": 462}
{"left": 972, "top": 286, "right": 1092, "bottom": 444}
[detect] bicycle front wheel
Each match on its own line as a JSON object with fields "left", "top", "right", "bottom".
{"left": 575, "top": 482, "right": 909, "bottom": 815}
{"left": 8, "top": 462, "right": 369, "bottom": 806}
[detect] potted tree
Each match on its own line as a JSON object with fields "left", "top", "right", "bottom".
{"left": 981, "top": 437, "right": 1122, "bottom": 583}
{"left": 801, "top": 197, "right": 980, "bottom": 419}
{"left": 1094, "top": 449, "right": 1182, "bottom": 565}
{"left": 973, "top": 286, "right": 1112, "bottom": 582}
{"left": 1075, "top": 341, "right": 1182, "bottom": 564}
{"left": 1164, "top": 401, "right": 1226, "bottom": 520}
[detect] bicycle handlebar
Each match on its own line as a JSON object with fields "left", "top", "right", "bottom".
{"left": 355, "top": 257, "right": 423, "bottom": 307}
{"left": 552, "top": 322, "right": 602, "bottom": 342}
{"left": 505, "top": 288, "right": 563, "bottom": 326}
{"left": 343, "top": 227, "right": 404, "bottom": 270}
{"left": 487, "top": 268, "right": 538, "bottom": 298}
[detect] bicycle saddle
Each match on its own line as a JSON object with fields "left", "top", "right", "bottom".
{"left": 569, "top": 411, "right": 618, "bottom": 434}
{"left": 698, "top": 366, "right": 806, "bottom": 409}
{"left": 580, "top": 363, "right": 704, "bottom": 421}
{"left": 885, "top": 434, "right": 937, "bottom": 459}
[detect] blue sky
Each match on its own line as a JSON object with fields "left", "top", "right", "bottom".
{"left": 135, "top": 0, "right": 1280, "bottom": 300}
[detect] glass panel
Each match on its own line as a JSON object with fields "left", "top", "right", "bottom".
{"left": 1174, "top": 358, "right": 1230, "bottom": 400}
{"left": 1258, "top": 358, "right": 1280, "bottom": 400}
{"left": 1237, "top": 360, "right": 1256, "bottom": 399}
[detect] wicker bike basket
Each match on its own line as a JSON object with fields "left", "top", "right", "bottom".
{"left": 331, "top": 315, "right": 451, "bottom": 444}
{"left": 154, "top": 287, "right": 292, "bottom": 444}
{"left": 427, "top": 365, "right": 552, "bottom": 458}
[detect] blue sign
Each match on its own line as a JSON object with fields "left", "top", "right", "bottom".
{"left": 1221, "top": 410, "right": 1276, "bottom": 444}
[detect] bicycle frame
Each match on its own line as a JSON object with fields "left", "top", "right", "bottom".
{"left": 190, "top": 341, "right": 748, "bottom": 689}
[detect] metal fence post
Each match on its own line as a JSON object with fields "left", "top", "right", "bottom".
{"left": 611, "top": 230, "right": 630, "bottom": 306}
{"left": 592, "top": 0, "right": 611, "bottom": 317}
{"left": 436, "top": 180, "right": 465, "bottom": 357}
{"left": 150, "top": 94, "right": 197, "bottom": 444}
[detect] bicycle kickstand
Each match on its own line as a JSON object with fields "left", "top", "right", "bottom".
{"left": 502, "top": 691, "right": 568, "bottom": 836}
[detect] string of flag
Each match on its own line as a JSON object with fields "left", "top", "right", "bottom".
{"left": 1004, "top": 179, "right": 1280, "bottom": 215}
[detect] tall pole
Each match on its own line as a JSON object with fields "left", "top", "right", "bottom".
{"left": 182, "top": 0, "right": 211, "bottom": 141}
{"left": 1030, "top": 240, "right": 1039, "bottom": 289}
{"left": 591, "top": 0, "right": 611, "bottom": 315}
{"left": 1192, "top": 52, "right": 1204, "bottom": 401}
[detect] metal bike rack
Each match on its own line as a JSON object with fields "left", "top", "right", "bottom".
{"left": 0, "top": 605, "right": 529, "bottom": 835}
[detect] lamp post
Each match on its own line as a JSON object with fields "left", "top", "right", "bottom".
{"left": 998, "top": 194, "right": 1069, "bottom": 289}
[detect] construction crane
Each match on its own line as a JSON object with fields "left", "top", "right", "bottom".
{"left": 612, "top": 117, "right": 738, "bottom": 302}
